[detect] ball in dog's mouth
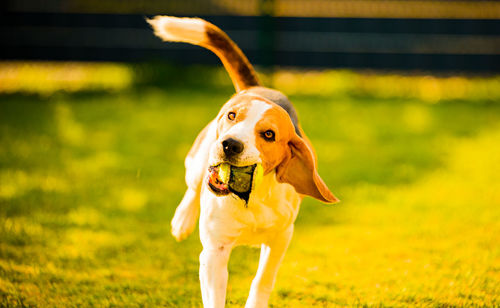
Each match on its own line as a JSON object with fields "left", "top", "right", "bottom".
{"left": 207, "top": 163, "right": 263, "bottom": 203}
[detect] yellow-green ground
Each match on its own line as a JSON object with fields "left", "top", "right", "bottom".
{"left": 0, "top": 64, "right": 499, "bottom": 307}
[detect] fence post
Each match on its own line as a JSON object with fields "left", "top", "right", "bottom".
{"left": 258, "top": 0, "right": 275, "bottom": 86}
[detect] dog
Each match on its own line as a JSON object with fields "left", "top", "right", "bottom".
{"left": 148, "top": 16, "right": 339, "bottom": 308}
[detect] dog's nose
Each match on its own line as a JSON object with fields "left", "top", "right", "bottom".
{"left": 222, "top": 138, "right": 244, "bottom": 157}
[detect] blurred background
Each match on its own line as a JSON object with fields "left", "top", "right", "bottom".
{"left": 1, "top": 1, "right": 499, "bottom": 307}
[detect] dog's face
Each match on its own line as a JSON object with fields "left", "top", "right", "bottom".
{"left": 207, "top": 93, "right": 339, "bottom": 203}
{"left": 209, "top": 95, "right": 292, "bottom": 172}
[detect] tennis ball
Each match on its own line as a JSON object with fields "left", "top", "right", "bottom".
{"left": 218, "top": 163, "right": 231, "bottom": 184}
{"left": 229, "top": 165, "right": 253, "bottom": 193}
{"left": 252, "top": 164, "right": 264, "bottom": 191}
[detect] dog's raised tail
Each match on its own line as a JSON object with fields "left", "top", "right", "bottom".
{"left": 147, "top": 16, "right": 260, "bottom": 92}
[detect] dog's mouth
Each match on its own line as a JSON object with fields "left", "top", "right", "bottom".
{"left": 207, "top": 163, "right": 263, "bottom": 203}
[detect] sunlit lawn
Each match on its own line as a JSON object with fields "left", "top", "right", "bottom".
{"left": 1, "top": 66, "right": 499, "bottom": 307}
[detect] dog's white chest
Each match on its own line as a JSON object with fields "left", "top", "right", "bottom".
{"left": 200, "top": 172, "right": 301, "bottom": 246}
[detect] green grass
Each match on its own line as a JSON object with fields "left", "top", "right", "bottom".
{"left": 1, "top": 72, "right": 499, "bottom": 307}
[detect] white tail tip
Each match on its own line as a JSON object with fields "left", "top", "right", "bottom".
{"left": 147, "top": 16, "right": 206, "bottom": 45}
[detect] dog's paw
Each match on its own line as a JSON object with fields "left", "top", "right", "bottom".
{"left": 171, "top": 208, "right": 197, "bottom": 241}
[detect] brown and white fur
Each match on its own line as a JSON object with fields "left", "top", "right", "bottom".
{"left": 148, "top": 16, "right": 339, "bottom": 308}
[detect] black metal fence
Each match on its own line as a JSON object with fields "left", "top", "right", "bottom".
{"left": 1, "top": 1, "right": 499, "bottom": 72}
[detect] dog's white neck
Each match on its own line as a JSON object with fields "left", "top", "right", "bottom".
{"left": 200, "top": 171, "right": 300, "bottom": 247}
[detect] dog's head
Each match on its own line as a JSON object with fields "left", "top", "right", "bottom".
{"left": 207, "top": 90, "right": 339, "bottom": 204}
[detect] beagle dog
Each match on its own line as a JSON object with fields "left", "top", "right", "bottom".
{"left": 148, "top": 16, "right": 339, "bottom": 308}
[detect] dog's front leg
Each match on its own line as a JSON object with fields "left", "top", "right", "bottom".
{"left": 245, "top": 225, "right": 294, "bottom": 308}
{"left": 171, "top": 188, "right": 200, "bottom": 241}
{"left": 199, "top": 245, "right": 232, "bottom": 308}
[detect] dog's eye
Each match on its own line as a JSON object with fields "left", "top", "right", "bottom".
{"left": 262, "top": 130, "right": 275, "bottom": 141}
{"left": 228, "top": 112, "right": 236, "bottom": 121}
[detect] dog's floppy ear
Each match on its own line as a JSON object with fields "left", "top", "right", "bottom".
{"left": 184, "top": 120, "right": 217, "bottom": 190}
{"left": 276, "top": 134, "right": 339, "bottom": 203}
